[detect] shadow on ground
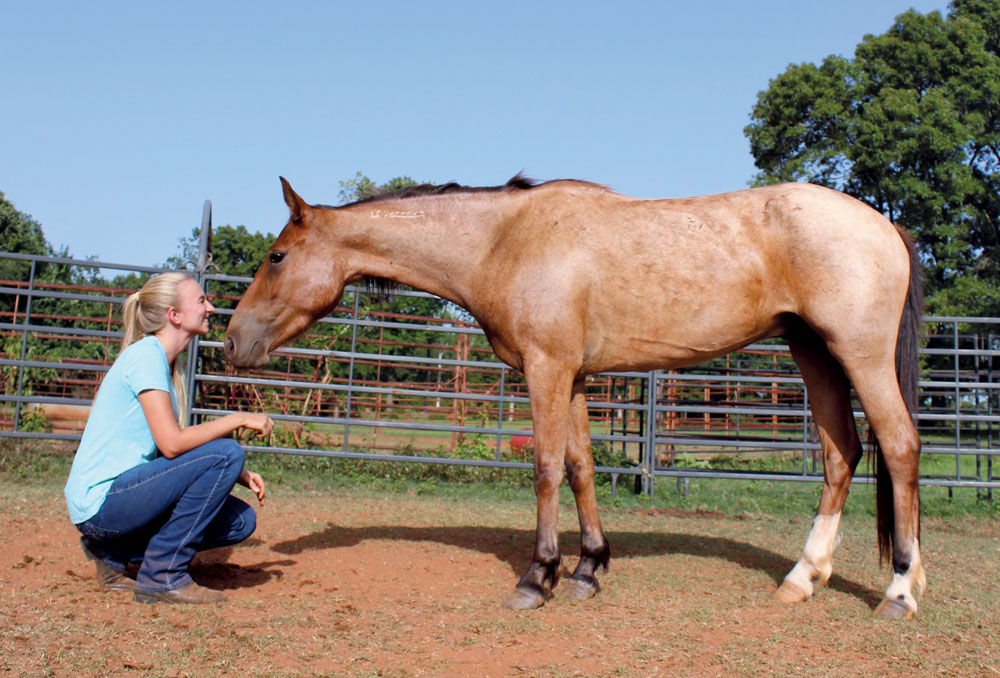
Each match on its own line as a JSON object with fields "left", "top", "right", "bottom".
{"left": 193, "top": 541, "right": 297, "bottom": 591}
{"left": 270, "top": 523, "right": 880, "bottom": 608}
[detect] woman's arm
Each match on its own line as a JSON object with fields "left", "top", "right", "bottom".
{"left": 137, "top": 389, "right": 273, "bottom": 459}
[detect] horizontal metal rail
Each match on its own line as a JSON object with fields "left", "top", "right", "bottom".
{"left": 3, "top": 250, "right": 997, "bottom": 496}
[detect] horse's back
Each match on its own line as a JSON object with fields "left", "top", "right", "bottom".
{"left": 501, "top": 182, "right": 912, "bottom": 374}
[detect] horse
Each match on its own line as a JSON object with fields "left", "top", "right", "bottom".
{"left": 224, "top": 174, "right": 925, "bottom": 619}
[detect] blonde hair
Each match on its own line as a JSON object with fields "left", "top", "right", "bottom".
{"left": 120, "top": 272, "right": 193, "bottom": 427}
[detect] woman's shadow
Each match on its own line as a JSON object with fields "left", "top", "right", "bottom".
{"left": 190, "top": 538, "right": 297, "bottom": 591}
{"left": 269, "top": 523, "right": 881, "bottom": 609}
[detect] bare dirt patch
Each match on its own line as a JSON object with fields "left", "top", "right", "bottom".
{"left": 2, "top": 482, "right": 998, "bottom": 677}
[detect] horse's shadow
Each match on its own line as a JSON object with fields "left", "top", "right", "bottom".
{"left": 270, "top": 524, "right": 881, "bottom": 609}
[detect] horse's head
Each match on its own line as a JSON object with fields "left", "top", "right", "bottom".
{"left": 224, "top": 178, "right": 349, "bottom": 368}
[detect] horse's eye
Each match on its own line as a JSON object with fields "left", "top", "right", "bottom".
{"left": 269, "top": 251, "right": 285, "bottom": 265}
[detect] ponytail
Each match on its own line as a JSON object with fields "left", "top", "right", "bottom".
{"left": 120, "top": 291, "right": 143, "bottom": 349}
{"left": 120, "top": 272, "right": 194, "bottom": 427}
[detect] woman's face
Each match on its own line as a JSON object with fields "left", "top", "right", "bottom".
{"left": 173, "top": 278, "right": 215, "bottom": 335}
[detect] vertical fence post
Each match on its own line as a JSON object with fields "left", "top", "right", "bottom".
{"left": 953, "top": 321, "right": 961, "bottom": 489}
{"left": 343, "top": 292, "right": 362, "bottom": 452}
{"left": 990, "top": 335, "right": 996, "bottom": 499}
{"left": 12, "top": 260, "right": 37, "bottom": 433}
{"left": 801, "top": 382, "right": 810, "bottom": 477}
{"left": 495, "top": 365, "right": 507, "bottom": 460}
{"left": 185, "top": 200, "right": 212, "bottom": 427}
{"left": 641, "top": 370, "right": 658, "bottom": 498}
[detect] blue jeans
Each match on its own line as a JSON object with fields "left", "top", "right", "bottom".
{"left": 76, "top": 438, "right": 255, "bottom": 592}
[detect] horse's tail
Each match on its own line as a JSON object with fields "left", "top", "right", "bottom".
{"left": 873, "top": 226, "right": 923, "bottom": 565}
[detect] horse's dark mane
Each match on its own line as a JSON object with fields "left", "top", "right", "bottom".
{"left": 340, "top": 172, "right": 563, "bottom": 297}
{"left": 338, "top": 172, "right": 542, "bottom": 208}
{"left": 362, "top": 276, "right": 400, "bottom": 301}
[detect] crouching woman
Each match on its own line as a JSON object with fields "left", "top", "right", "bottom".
{"left": 65, "top": 272, "right": 273, "bottom": 604}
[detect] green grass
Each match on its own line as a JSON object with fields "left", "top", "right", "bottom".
{"left": 4, "top": 437, "right": 997, "bottom": 521}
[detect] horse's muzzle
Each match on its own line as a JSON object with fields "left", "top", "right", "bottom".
{"left": 223, "top": 332, "right": 269, "bottom": 369}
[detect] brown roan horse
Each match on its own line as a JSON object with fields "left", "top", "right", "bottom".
{"left": 224, "top": 174, "right": 925, "bottom": 619}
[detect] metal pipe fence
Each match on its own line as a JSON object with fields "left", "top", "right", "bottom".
{"left": 2, "top": 233, "right": 998, "bottom": 497}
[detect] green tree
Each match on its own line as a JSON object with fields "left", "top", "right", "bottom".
{"left": 0, "top": 191, "right": 54, "bottom": 286}
{"left": 167, "top": 224, "right": 274, "bottom": 279}
{"left": 0, "top": 191, "right": 50, "bottom": 256}
{"left": 1, "top": 192, "right": 135, "bottom": 404}
{"left": 0, "top": 191, "right": 88, "bottom": 330}
{"left": 337, "top": 171, "right": 422, "bottom": 204}
{"left": 745, "top": 0, "right": 1000, "bottom": 317}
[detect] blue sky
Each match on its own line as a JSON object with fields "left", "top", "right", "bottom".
{"left": 2, "top": 1, "right": 949, "bottom": 269}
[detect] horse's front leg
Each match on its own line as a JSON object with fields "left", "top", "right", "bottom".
{"left": 504, "top": 360, "right": 575, "bottom": 610}
{"left": 561, "top": 380, "right": 610, "bottom": 600}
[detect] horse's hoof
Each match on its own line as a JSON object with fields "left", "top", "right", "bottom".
{"left": 773, "top": 580, "right": 810, "bottom": 603}
{"left": 503, "top": 587, "right": 547, "bottom": 610}
{"left": 873, "top": 596, "right": 915, "bottom": 620}
{"left": 562, "top": 577, "right": 599, "bottom": 601}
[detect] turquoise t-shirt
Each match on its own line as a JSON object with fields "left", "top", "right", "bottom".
{"left": 64, "top": 336, "right": 178, "bottom": 524}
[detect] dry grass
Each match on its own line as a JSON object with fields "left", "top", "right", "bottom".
{"left": 1, "top": 477, "right": 998, "bottom": 677}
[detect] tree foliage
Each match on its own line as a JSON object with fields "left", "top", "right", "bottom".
{"left": 745, "top": 0, "right": 1000, "bottom": 317}
{"left": 167, "top": 224, "right": 275, "bottom": 281}
{"left": 336, "top": 171, "right": 422, "bottom": 204}
{"left": 0, "top": 191, "right": 54, "bottom": 287}
{"left": 0, "top": 191, "right": 50, "bottom": 257}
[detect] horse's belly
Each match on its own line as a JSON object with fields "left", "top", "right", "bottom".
{"left": 583, "top": 310, "right": 788, "bottom": 374}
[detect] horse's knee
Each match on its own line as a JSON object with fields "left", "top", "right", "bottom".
{"left": 564, "top": 457, "right": 594, "bottom": 491}
{"left": 533, "top": 461, "right": 564, "bottom": 495}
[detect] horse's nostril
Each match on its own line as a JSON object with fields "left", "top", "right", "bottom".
{"left": 224, "top": 336, "right": 235, "bottom": 357}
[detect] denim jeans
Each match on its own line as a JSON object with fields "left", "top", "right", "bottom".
{"left": 76, "top": 438, "right": 255, "bottom": 592}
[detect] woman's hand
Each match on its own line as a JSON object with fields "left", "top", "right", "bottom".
{"left": 239, "top": 469, "right": 267, "bottom": 505}
{"left": 241, "top": 412, "right": 274, "bottom": 440}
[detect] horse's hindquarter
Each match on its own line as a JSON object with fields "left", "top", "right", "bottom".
{"left": 482, "top": 183, "right": 909, "bottom": 376}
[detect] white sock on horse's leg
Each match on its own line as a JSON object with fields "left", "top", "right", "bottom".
{"left": 776, "top": 512, "right": 842, "bottom": 601}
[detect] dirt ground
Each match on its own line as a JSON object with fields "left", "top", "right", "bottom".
{"left": 2, "top": 481, "right": 999, "bottom": 678}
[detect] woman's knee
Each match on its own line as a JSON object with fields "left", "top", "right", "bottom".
{"left": 224, "top": 496, "right": 256, "bottom": 542}
{"left": 204, "top": 496, "right": 256, "bottom": 548}
{"left": 236, "top": 502, "right": 257, "bottom": 541}
{"left": 189, "top": 438, "right": 245, "bottom": 475}
{"left": 218, "top": 437, "right": 246, "bottom": 468}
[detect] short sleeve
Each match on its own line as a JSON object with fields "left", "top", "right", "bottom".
{"left": 120, "top": 338, "right": 172, "bottom": 396}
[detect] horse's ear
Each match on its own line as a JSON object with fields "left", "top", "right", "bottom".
{"left": 280, "top": 176, "right": 306, "bottom": 223}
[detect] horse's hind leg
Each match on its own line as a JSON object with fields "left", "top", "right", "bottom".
{"left": 846, "top": 366, "right": 925, "bottom": 619}
{"left": 561, "top": 380, "right": 611, "bottom": 600}
{"left": 775, "top": 332, "right": 863, "bottom": 603}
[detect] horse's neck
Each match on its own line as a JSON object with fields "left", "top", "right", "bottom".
{"left": 334, "top": 195, "right": 505, "bottom": 307}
